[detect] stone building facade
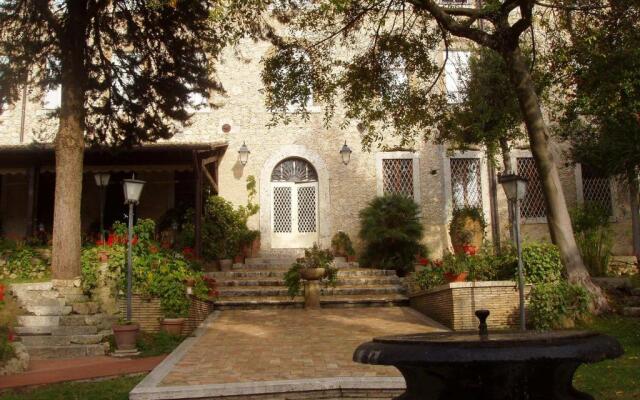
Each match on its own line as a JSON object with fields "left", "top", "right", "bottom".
{"left": 0, "top": 35, "right": 634, "bottom": 258}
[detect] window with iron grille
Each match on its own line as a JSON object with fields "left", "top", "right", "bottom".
{"left": 382, "top": 158, "right": 414, "bottom": 198}
{"left": 517, "top": 157, "right": 546, "bottom": 219}
{"left": 451, "top": 158, "right": 482, "bottom": 210}
{"left": 581, "top": 164, "right": 613, "bottom": 215}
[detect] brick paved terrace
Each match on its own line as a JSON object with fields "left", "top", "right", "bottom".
{"left": 160, "top": 308, "right": 443, "bottom": 387}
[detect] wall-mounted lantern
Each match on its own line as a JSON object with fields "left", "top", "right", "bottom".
{"left": 238, "top": 142, "right": 250, "bottom": 166}
{"left": 340, "top": 141, "right": 352, "bottom": 165}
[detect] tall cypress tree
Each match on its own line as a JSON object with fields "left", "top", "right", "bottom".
{"left": 0, "top": 1, "right": 257, "bottom": 279}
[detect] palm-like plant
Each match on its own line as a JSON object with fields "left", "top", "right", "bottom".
{"left": 359, "top": 195, "right": 427, "bottom": 275}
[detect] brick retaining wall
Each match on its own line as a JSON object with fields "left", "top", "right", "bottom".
{"left": 118, "top": 294, "right": 213, "bottom": 335}
{"left": 410, "top": 281, "right": 531, "bottom": 331}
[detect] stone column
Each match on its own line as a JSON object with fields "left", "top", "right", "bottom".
{"left": 304, "top": 280, "right": 321, "bottom": 309}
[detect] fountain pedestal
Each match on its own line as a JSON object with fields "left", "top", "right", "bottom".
{"left": 354, "top": 329, "right": 622, "bottom": 400}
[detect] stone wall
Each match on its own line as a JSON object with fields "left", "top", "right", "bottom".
{"left": 410, "top": 281, "right": 532, "bottom": 331}
{"left": 117, "top": 294, "right": 213, "bottom": 336}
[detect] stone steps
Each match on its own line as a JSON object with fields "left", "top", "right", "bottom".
{"left": 207, "top": 268, "right": 397, "bottom": 279}
{"left": 26, "top": 344, "right": 108, "bottom": 360}
{"left": 241, "top": 257, "right": 355, "bottom": 268}
{"left": 10, "top": 281, "right": 113, "bottom": 360}
{"left": 212, "top": 259, "right": 406, "bottom": 310}
{"left": 21, "top": 334, "right": 104, "bottom": 347}
{"left": 217, "top": 285, "right": 404, "bottom": 297}
{"left": 25, "top": 304, "right": 72, "bottom": 316}
{"left": 51, "top": 325, "right": 99, "bottom": 336}
{"left": 214, "top": 294, "right": 409, "bottom": 310}
{"left": 217, "top": 276, "right": 400, "bottom": 287}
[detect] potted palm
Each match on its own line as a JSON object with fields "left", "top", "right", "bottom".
{"left": 284, "top": 245, "right": 338, "bottom": 308}
{"left": 331, "top": 231, "right": 356, "bottom": 262}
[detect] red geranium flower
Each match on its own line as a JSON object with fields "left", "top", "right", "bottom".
{"left": 106, "top": 233, "right": 117, "bottom": 246}
{"left": 149, "top": 244, "right": 159, "bottom": 254}
{"left": 182, "top": 247, "right": 195, "bottom": 259}
{"left": 418, "top": 257, "right": 429, "bottom": 266}
{"left": 463, "top": 245, "right": 478, "bottom": 256}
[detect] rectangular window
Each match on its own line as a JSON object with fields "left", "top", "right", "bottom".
{"left": 382, "top": 158, "right": 414, "bottom": 199}
{"left": 581, "top": 164, "right": 613, "bottom": 214}
{"left": 444, "top": 50, "right": 470, "bottom": 104}
{"left": 517, "top": 157, "right": 547, "bottom": 219}
{"left": 451, "top": 158, "right": 482, "bottom": 210}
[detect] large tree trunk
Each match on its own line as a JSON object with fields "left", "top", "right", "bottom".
{"left": 628, "top": 170, "right": 640, "bottom": 267}
{"left": 51, "top": 4, "right": 87, "bottom": 280}
{"left": 503, "top": 47, "right": 608, "bottom": 311}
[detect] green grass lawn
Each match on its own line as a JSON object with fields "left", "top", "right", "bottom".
{"left": 574, "top": 315, "right": 640, "bottom": 400}
{"left": 0, "top": 375, "right": 144, "bottom": 400}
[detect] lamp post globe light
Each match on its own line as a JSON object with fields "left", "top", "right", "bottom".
{"left": 238, "top": 142, "right": 250, "bottom": 166}
{"left": 93, "top": 173, "right": 111, "bottom": 244}
{"left": 498, "top": 173, "right": 528, "bottom": 331}
{"left": 122, "top": 177, "right": 145, "bottom": 322}
{"left": 340, "top": 141, "right": 352, "bottom": 165}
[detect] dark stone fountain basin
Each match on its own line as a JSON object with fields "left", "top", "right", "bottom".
{"left": 353, "top": 330, "right": 623, "bottom": 400}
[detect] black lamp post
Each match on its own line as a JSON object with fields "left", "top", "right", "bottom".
{"left": 498, "top": 173, "right": 528, "bottom": 331}
{"left": 94, "top": 173, "right": 111, "bottom": 244}
{"left": 122, "top": 177, "right": 145, "bottom": 321}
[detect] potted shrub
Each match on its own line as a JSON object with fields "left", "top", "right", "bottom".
{"left": 236, "top": 229, "right": 261, "bottom": 263}
{"left": 249, "top": 232, "right": 261, "bottom": 257}
{"left": 284, "top": 245, "right": 338, "bottom": 308}
{"left": 359, "top": 195, "right": 428, "bottom": 276}
{"left": 449, "top": 207, "right": 486, "bottom": 254}
{"left": 331, "top": 231, "right": 356, "bottom": 262}
{"left": 160, "top": 312, "right": 186, "bottom": 336}
{"left": 441, "top": 253, "right": 470, "bottom": 283}
{"left": 112, "top": 319, "right": 140, "bottom": 351}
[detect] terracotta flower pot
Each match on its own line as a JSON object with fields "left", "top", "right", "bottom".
{"left": 300, "top": 267, "right": 326, "bottom": 281}
{"left": 233, "top": 254, "right": 245, "bottom": 264}
{"left": 250, "top": 237, "right": 261, "bottom": 257}
{"left": 346, "top": 255, "right": 357, "bottom": 263}
{"left": 98, "top": 250, "right": 109, "bottom": 262}
{"left": 219, "top": 259, "right": 233, "bottom": 271}
{"left": 444, "top": 271, "right": 469, "bottom": 283}
{"left": 160, "top": 318, "right": 185, "bottom": 336}
{"left": 112, "top": 323, "right": 139, "bottom": 351}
